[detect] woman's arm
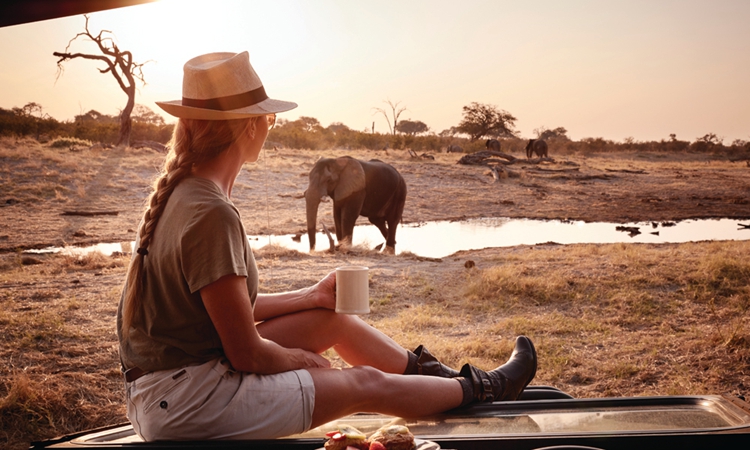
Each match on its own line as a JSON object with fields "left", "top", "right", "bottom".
{"left": 201, "top": 274, "right": 331, "bottom": 373}
{"left": 253, "top": 271, "right": 336, "bottom": 322}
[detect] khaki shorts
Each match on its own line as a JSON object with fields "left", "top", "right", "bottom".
{"left": 125, "top": 358, "right": 315, "bottom": 440}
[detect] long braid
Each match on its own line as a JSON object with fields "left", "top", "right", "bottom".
{"left": 121, "top": 117, "right": 255, "bottom": 338}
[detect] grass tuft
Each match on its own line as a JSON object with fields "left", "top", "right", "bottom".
{"left": 48, "top": 137, "right": 93, "bottom": 149}
{"left": 60, "top": 251, "right": 124, "bottom": 271}
{"left": 0, "top": 373, "right": 125, "bottom": 450}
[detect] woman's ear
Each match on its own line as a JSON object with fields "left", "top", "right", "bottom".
{"left": 246, "top": 117, "right": 259, "bottom": 140}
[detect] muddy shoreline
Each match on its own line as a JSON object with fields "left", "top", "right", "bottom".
{"left": 2, "top": 139, "right": 750, "bottom": 450}
{"left": 2, "top": 144, "right": 749, "bottom": 254}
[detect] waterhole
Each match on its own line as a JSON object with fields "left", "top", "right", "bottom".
{"left": 28, "top": 218, "right": 750, "bottom": 259}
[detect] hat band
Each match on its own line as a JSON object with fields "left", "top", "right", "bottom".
{"left": 182, "top": 86, "right": 268, "bottom": 111}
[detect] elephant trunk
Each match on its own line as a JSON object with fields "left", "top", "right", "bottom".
{"left": 305, "top": 190, "right": 321, "bottom": 251}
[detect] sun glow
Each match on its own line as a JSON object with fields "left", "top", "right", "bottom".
{"left": 87, "top": 0, "right": 316, "bottom": 115}
{"left": 1, "top": 0, "right": 748, "bottom": 140}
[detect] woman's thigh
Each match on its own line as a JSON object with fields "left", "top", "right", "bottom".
{"left": 127, "top": 359, "right": 315, "bottom": 440}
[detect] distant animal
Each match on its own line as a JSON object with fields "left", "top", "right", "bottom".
{"left": 485, "top": 139, "right": 501, "bottom": 152}
{"left": 525, "top": 139, "right": 548, "bottom": 159}
{"left": 305, "top": 156, "right": 407, "bottom": 253}
{"left": 447, "top": 144, "right": 463, "bottom": 153}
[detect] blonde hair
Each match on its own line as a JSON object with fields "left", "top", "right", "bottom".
{"left": 120, "top": 117, "right": 259, "bottom": 337}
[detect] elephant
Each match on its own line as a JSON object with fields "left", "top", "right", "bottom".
{"left": 486, "top": 139, "right": 501, "bottom": 152}
{"left": 305, "top": 156, "right": 407, "bottom": 253}
{"left": 525, "top": 139, "right": 548, "bottom": 159}
{"left": 447, "top": 144, "right": 463, "bottom": 153}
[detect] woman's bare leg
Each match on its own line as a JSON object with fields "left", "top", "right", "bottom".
{"left": 306, "top": 365, "right": 464, "bottom": 428}
{"left": 257, "top": 309, "right": 409, "bottom": 373}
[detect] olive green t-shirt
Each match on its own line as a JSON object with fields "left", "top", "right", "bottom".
{"left": 118, "top": 177, "right": 258, "bottom": 372}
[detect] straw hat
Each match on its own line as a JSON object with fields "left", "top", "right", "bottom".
{"left": 156, "top": 51, "right": 297, "bottom": 120}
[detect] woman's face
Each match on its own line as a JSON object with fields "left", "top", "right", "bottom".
{"left": 243, "top": 114, "right": 275, "bottom": 163}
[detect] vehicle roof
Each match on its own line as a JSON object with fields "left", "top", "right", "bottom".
{"left": 0, "top": 0, "right": 155, "bottom": 28}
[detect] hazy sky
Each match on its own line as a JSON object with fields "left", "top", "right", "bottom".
{"left": 0, "top": 0, "right": 748, "bottom": 142}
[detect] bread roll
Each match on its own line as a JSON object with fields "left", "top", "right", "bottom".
{"left": 367, "top": 425, "right": 416, "bottom": 450}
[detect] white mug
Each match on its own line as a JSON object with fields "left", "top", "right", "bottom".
{"left": 335, "top": 266, "right": 370, "bottom": 314}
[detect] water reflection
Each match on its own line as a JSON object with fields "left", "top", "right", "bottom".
{"left": 26, "top": 218, "right": 750, "bottom": 260}
{"left": 252, "top": 218, "right": 750, "bottom": 259}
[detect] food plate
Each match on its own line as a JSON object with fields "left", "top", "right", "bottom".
{"left": 415, "top": 438, "right": 440, "bottom": 450}
{"left": 317, "top": 439, "right": 439, "bottom": 450}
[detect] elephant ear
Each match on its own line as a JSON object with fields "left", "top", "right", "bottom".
{"left": 333, "top": 157, "right": 365, "bottom": 201}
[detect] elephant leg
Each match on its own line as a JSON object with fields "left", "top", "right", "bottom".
{"left": 385, "top": 192, "right": 405, "bottom": 252}
{"left": 370, "top": 217, "right": 388, "bottom": 240}
{"left": 339, "top": 205, "right": 360, "bottom": 247}
{"left": 369, "top": 217, "right": 389, "bottom": 249}
{"left": 384, "top": 219, "right": 399, "bottom": 251}
{"left": 333, "top": 204, "right": 345, "bottom": 242}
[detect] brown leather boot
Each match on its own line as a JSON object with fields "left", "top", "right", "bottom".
{"left": 414, "top": 345, "right": 461, "bottom": 378}
{"left": 403, "top": 345, "right": 460, "bottom": 378}
{"left": 458, "top": 336, "right": 537, "bottom": 405}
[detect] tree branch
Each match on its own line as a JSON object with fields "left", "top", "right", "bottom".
{"left": 52, "top": 14, "right": 150, "bottom": 147}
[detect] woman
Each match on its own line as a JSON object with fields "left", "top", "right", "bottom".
{"left": 117, "top": 51, "right": 537, "bottom": 441}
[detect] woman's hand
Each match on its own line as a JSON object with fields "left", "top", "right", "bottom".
{"left": 290, "top": 348, "right": 332, "bottom": 370}
{"left": 308, "top": 271, "right": 336, "bottom": 310}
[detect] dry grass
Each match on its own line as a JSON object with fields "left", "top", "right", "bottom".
{"left": 2, "top": 136, "right": 749, "bottom": 448}
{"left": 1, "top": 250, "right": 130, "bottom": 449}
{"left": 0, "top": 137, "right": 104, "bottom": 205}
{"left": 2, "top": 240, "right": 750, "bottom": 448}
{"left": 454, "top": 242, "right": 750, "bottom": 398}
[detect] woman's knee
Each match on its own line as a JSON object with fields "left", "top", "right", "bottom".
{"left": 327, "top": 365, "right": 386, "bottom": 393}
{"left": 317, "top": 309, "right": 363, "bottom": 331}
{"left": 349, "top": 364, "right": 385, "bottom": 381}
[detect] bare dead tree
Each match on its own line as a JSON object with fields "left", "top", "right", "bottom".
{"left": 53, "top": 15, "right": 149, "bottom": 147}
{"left": 372, "top": 100, "right": 406, "bottom": 135}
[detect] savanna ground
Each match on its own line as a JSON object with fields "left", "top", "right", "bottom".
{"left": 1, "top": 136, "right": 750, "bottom": 449}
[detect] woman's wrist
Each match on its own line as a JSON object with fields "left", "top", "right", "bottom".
{"left": 305, "top": 284, "right": 327, "bottom": 310}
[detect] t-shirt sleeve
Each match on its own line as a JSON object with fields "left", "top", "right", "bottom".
{"left": 180, "top": 202, "right": 249, "bottom": 293}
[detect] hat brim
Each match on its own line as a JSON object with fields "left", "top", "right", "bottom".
{"left": 156, "top": 97, "right": 297, "bottom": 120}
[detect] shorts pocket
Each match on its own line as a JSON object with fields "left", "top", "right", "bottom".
{"left": 142, "top": 368, "right": 190, "bottom": 415}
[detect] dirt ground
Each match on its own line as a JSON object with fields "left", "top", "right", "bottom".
{"left": 2, "top": 143, "right": 750, "bottom": 339}
{"left": 2, "top": 140, "right": 750, "bottom": 448}
{"left": 2, "top": 144, "right": 749, "bottom": 253}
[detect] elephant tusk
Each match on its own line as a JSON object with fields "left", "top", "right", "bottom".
{"left": 321, "top": 222, "right": 336, "bottom": 252}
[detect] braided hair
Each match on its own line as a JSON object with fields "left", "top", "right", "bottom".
{"left": 120, "top": 117, "right": 258, "bottom": 337}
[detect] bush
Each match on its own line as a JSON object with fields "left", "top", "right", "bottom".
{"left": 3, "top": 105, "right": 747, "bottom": 157}
{"left": 48, "top": 137, "right": 92, "bottom": 148}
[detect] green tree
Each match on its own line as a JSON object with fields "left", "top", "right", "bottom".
{"left": 327, "top": 122, "right": 351, "bottom": 134}
{"left": 15, "top": 102, "right": 46, "bottom": 119}
{"left": 696, "top": 133, "right": 723, "bottom": 145}
{"left": 439, "top": 126, "right": 460, "bottom": 137}
{"left": 534, "top": 126, "right": 569, "bottom": 141}
{"left": 294, "top": 116, "right": 324, "bottom": 133}
{"left": 53, "top": 15, "right": 149, "bottom": 147}
{"left": 456, "top": 102, "right": 517, "bottom": 141}
{"left": 12, "top": 102, "right": 52, "bottom": 139}
{"left": 326, "top": 122, "right": 354, "bottom": 148}
{"left": 396, "top": 119, "right": 429, "bottom": 135}
{"left": 74, "top": 109, "right": 115, "bottom": 123}
{"left": 270, "top": 116, "right": 325, "bottom": 149}
{"left": 132, "top": 104, "right": 165, "bottom": 125}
